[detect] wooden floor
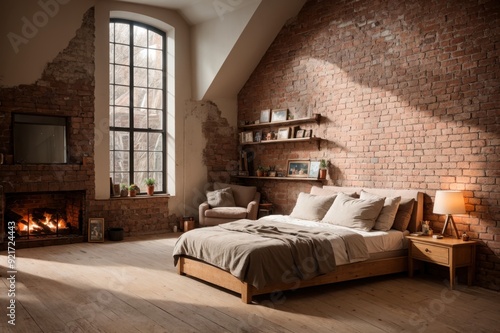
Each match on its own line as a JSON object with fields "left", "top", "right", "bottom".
{"left": 1, "top": 234, "right": 499, "bottom": 333}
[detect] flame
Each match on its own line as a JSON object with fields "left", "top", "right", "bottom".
{"left": 16, "top": 211, "right": 67, "bottom": 234}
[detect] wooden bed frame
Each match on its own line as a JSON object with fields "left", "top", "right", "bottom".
{"left": 177, "top": 187, "right": 424, "bottom": 303}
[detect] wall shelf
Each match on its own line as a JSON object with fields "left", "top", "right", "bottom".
{"left": 233, "top": 176, "right": 324, "bottom": 182}
{"left": 238, "top": 113, "right": 321, "bottom": 130}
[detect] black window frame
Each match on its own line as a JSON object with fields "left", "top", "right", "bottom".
{"left": 109, "top": 18, "right": 167, "bottom": 194}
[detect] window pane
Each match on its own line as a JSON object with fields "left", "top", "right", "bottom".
{"left": 134, "top": 172, "right": 148, "bottom": 190}
{"left": 114, "top": 23, "right": 129, "bottom": 44}
{"left": 134, "top": 47, "right": 147, "bottom": 67}
{"left": 115, "top": 65, "right": 130, "bottom": 85}
{"left": 109, "top": 84, "right": 114, "bottom": 105}
{"left": 134, "top": 26, "right": 148, "bottom": 47}
{"left": 114, "top": 151, "right": 129, "bottom": 172}
{"left": 134, "top": 132, "right": 148, "bottom": 150}
{"left": 149, "top": 133, "right": 162, "bottom": 151}
{"left": 109, "top": 23, "right": 115, "bottom": 42}
{"left": 114, "top": 44, "right": 129, "bottom": 65}
{"left": 114, "top": 85, "right": 130, "bottom": 106}
{"left": 148, "top": 31, "right": 162, "bottom": 49}
{"left": 148, "top": 49, "right": 162, "bottom": 69}
{"left": 148, "top": 89, "right": 162, "bottom": 109}
{"left": 149, "top": 109, "right": 163, "bottom": 130}
{"left": 114, "top": 131, "right": 129, "bottom": 150}
{"left": 134, "top": 151, "right": 148, "bottom": 171}
{"left": 134, "top": 108, "right": 148, "bottom": 129}
{"left": 114, "top": 107, "right": 129, "bottom": 127}
{"left": 149, "top": 152, "right": 162, "bottom": 171}
{"left": 133, "top": 87, "right": 147, "bottom": 107}
{"left": 109, "top": 64, "right": 114, "bottom": 83}
{"left": 148, "top": 69, "right": 162, "bottom": 88}
{"left": 133, "top": 67, "right": 147, "bottom": 87}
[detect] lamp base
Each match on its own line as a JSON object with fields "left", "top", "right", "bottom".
{"left": 441, "top": 214, "right": 460, "bottom": 239}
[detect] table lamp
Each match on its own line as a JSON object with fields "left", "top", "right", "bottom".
{"left": 433, "top": 190, "right": 466, "bottom": 238}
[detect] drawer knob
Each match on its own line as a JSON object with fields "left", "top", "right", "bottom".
{"left": 425, "top": 248, "right": 430, "bottom": 252}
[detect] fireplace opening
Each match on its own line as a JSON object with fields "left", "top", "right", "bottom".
{"left": 4, "top": 191, "right": 85, "bottom": 241}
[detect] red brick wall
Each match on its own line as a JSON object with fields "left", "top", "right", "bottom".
{"left": 238, "top": 0, "right": 500, "bottom": 290}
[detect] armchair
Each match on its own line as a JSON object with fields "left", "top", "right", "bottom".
{"left": 199, "top": 182, "right": 261, "bottom": 227}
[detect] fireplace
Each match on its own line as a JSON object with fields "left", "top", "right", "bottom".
{"left": 3, "top": 191, "right": 85, "bottom": 242}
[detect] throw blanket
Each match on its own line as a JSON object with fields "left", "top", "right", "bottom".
{"left": 173, "top": 219, "right": 368, "bottom": 289}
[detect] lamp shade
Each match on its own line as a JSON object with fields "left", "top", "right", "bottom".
{"left": 433, "top": 190, "right": 466, "bottom": 214}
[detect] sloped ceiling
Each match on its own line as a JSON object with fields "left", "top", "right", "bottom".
{"left": 115, "top": 0, "right": 306, "bottom": 100}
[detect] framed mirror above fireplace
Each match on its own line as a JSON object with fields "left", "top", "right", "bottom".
{"left": 13, "top": 113, "right": 68, "bottom": 164}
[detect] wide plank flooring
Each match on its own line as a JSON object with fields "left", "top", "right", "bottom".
{"left": 1, "top": 233, "right": 499, "bottom": 333}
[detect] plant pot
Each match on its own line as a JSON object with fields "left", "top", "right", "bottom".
{"left": 120, "top": 189, "right": 128, "bottom": 197}
{"left": 147, "top": 185, "right": 154, "bottom": 196}
{"left": 108, "top": 227, "right": 124, "bottom": 241}
{"left": 319, "top": 169, "right": 327, "bottom": 179}
{"left": 129, "top": 190, "right": 136, "bottom": 197}
{"left": 256, "top": 170, "right": 264, "bottom": 177}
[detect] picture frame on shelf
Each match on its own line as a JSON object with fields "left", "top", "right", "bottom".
{"left": 287, "top": 160, "right": 310, "bottom": 178}
{"left": 260, "top": 109, "right": 271, "bottom": 123}
{"left": 253, "top": 130, "right": 262, "bottom": 142}
{"left": 263, "top": 130, "right": 275, "bottom": 141}
{"left": 295, "top": 129, "right": 305, "bottom": 138}
{"left": 277, "top": 127, "right": 290, "bottom": 140}
{"left": 271, "top": 108, "right": 288, "bottom": 122}
{"left": 308, "top": 161, "right": 320, "bottom": 178}
{"left": 304, "top": 129, "right": 312, "bottom": 138}
{"left": 88, "top": 218, "right": 104, "bottom": 243}
{"left": 243, "top": 131, "right": 253, "bottom": 143}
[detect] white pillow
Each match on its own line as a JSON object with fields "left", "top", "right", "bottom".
{"left": 322, "top": 192, "right": 385, "bottom": 231}
{"left": 206, "top": 187, "right": 236, "bottom": 208}
{"left": 290, "top": 192, "right": 337, "bottom": 221}
{"left": 360, "top": 190, "right": 401, "bottom": 231}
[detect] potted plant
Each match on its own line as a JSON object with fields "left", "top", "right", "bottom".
{"left": 256, "top": 166, "right": 265, "bottom": 177}
{"left": 129, "top": 184, "right": 140, "bottom": 197}
{"left": 319, "top": 159, "right": 328, "bottom": 179}
{"left": 145, "top": 178, "right": 155, "bottom": 196}
{"left": 120, "top": 184, "right": 128, "bottom": 197}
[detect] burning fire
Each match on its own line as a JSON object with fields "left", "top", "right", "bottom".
{"left": 17, "top": 212, "right": 67, "bottom": 234}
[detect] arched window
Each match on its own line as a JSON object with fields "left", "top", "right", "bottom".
{"left": 109, "top": 19, "right": 166, "bottom": 193}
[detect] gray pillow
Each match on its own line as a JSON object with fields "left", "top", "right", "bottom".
{"left": 322, "top": 192, "right": 385, "bottom": 231}
{"left": 360, "top": 190, "right": 401, "bottom": 231}
{"left": 290, "top": 192, "right": 337, "bottom": 221}
{"left": 206, "top": 187, "right": 236, "bottom": 208}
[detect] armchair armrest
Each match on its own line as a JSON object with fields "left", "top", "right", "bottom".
{"left": 246, "top": 192, "right": 261, "bottom": 220}
{"left": 199, "top": 201, "right": 210, "bottom": 226}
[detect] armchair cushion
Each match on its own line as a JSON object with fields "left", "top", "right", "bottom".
{"left": 214, "top": 182, "right": 257, "bottom": 207}
{"left": 206, "top": 187, "right": 236, "bottom": 208}
{"left": 204, "top": 207, "right": 248, "bottom": 219}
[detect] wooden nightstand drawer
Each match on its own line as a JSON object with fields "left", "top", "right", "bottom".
{"left": 411, "top": 242, "right": 449, "bottom": 265}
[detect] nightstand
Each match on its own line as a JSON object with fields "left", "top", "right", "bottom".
{"left": 406, "top": 235, "right": 477, "bottom": 289}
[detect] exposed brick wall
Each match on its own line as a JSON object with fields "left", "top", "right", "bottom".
{"left": 238, "top": 0, "right": 500, "bottom": 290}
{"left": 200, "top": 101, "right": 239, "bottom": 183}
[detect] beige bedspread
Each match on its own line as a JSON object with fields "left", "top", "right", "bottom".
{"left": 173, "top": 219, "right": 368, "bottom": 289}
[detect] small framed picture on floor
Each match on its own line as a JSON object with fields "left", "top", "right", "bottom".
{"left": 88, "top": 218, "right": 104, "bottom": 242}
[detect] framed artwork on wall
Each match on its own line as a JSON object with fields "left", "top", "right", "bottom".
{"left": 287, "top": 160, "right": 310, "bottom": 178}
{"left": 88, "top": 218, "right": 104, "bottom": 243}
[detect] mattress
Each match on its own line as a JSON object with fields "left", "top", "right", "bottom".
{"left": 258, "top": 215, "right": 408, "bottom": 265}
